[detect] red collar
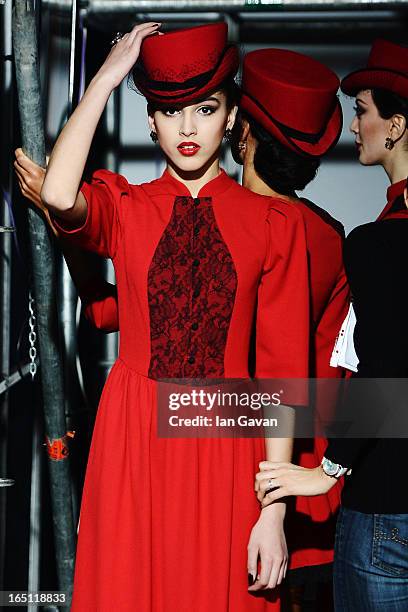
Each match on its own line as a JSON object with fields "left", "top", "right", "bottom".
{"left": 143, "top": 167, "right": 234, "bottom": 198}
{"left": 377, "top": 179, "right": 408, "bottom": 221}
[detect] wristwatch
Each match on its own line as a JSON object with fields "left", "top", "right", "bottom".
{"left": 321, "top": 456, "right": 351, "bottom": 478}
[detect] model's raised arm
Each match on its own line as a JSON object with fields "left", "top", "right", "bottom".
{"left": 41, "top": 22, "right": 160, "bottom": 225}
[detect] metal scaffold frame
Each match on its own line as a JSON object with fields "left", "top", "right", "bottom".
{"left": 77, "top": 0, "right": 408, "bottom": 12}
{"left": 12, "top": 1, "right": 76, "bottom": 606}
{"left": 39, "top": 0, "right": 408, "bottom": 13}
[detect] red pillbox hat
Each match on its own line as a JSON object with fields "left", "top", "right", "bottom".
{"left": 241, "top": 49, "right": 342, "bottom": 158}
{"left": 132, "top": 23, "right": 239, "bottom": 104}
{"left": 341, "top": 39, "right": 408, "bottom": 100}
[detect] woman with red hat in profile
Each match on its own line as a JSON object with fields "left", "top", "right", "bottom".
{"left": 255, "top": 39, "right": 408, "bottom": 611}
{"left": 230, "top": 49, "right": 348, "bottom": 611}
{"left": 39, "top": 21, "right": 310, "bottom": 611}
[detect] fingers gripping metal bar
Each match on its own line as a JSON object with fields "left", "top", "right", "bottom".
{"left": 12, "top": 1, "right": 76, "bottom": 606}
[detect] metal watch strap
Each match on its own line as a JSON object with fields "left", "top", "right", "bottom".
{"left": 321, "top": 456, "right": 351, "bottom": 478}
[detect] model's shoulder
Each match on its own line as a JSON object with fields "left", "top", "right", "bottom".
{"left": 299, "top": 198, "right": 345, "bottom": 237}
{"left": 347, "top": 221, "right": 379, "bottom": 243}
{"left": 85, "top": 169, "right": 130, "bottom": 190}
{"left": 345, "top": 222, "right": 389, "bottom": 262}
{"left": 227, "top": 181, "right": 271, "bottom": 207}
{"left": 87, "top": 171, "right": 157, "bottom": 205}
{"left": 229, "top": 185, "right": 303, "bottom": 219}
{"left": 348, "top": 218, "right": 408, "bottom": 248}
{"left": 265, "top": 195, "right": 305, "bottom": 224}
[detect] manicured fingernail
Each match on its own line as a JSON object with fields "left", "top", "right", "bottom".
{"left": 248, "top": 573, "right": 256, "bottom": 586}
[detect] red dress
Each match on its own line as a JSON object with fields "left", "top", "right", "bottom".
{"left": 286, "top": 199, "right": 349, "bottom": 572}
{"left": 59, "top": 168, "right": 310, "bottom": 611}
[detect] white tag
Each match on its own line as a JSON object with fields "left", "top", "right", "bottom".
{"left": 330, "top": 303, "right": 359, "bottom": 373}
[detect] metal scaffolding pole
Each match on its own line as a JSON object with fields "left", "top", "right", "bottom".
{"left": 0, "top": 0, "right": 14, "bottom": 591}
{"left": 83, "top": 0, "right": 408, "bottom": 12}
{"left": 42, "top": 0, "right": 408, "bottom": 12}
{"left": 12, "top": 1, "right": 75, "bottom": 605}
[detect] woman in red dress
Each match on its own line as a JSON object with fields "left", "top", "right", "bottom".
{"left": 40, "top": 22, "right": 310, "bottom": 611}
{"left": 231, "top": 49, "right": 348, "bottom": 610}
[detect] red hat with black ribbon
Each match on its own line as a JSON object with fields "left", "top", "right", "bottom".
{"left": 240, "top": 49, "right": 342, "bottom": 158}
{"left": 132, "top": 23, "right": 239, "bottom": 104}
{"left": 341, "top": 39, "right": 408, "bottom": 99}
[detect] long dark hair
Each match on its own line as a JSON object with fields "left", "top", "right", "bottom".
{"left": 230, "top": 112, "right": 320, "bottom": 195}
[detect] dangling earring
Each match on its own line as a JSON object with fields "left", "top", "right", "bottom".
{"left": 223, "top": 128, "right": 232, "bottom": 142}
{"left": 150, "top": 131, "right": 158, "bottom": 143}
{"left": 238, "top": 142, "right": 247, "bottom": 152}
{"left": 385, "top": 137, "right": 394, "bottom": 150}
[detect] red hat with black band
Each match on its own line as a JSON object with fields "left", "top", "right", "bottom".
{"left": 341, "top": 39, "right": 408, "bottom": 99}
{"left": 132, "top": 23, "right": 239, "bottom": 105}
{"left": 240, "top": 49, "right": 342, "bottom": 158}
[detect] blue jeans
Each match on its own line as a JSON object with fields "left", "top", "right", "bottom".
{"left": 334, "top": 506, "right": 408, "bottom": 611}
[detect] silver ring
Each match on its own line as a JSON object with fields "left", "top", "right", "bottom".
{"left": 111, "top": 32, "right": 124, "bottom": 46}
{"left": 265, "top": 478, "right": 278, "bottom": 494}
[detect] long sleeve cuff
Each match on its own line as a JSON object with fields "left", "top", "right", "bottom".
{"left": 325, "top": 437, "right": 371, "bottom": 468}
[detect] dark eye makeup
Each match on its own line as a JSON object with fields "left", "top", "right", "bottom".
{"left": 353, "top": 105, "right": 364, "bottom": 117}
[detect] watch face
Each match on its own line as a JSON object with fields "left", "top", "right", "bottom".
{"left": 323, "top": 459, "right": 338, "bottom": 476}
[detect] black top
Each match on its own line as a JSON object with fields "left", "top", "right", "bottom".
{"left": 325, "top": 185, "right": 408, "bottom": 514}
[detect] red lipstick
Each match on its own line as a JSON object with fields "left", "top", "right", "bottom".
{"left": 177, "top": 141, "right": 201, "bottom": 156}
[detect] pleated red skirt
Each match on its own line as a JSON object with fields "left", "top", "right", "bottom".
{"left": 71, "top": 359, "right": 280, "bottom": 611}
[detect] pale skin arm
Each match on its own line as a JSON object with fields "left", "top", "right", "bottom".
{"left": 247, "top": 408, "right": 295, "bottom": 591}
{"left": 41, "top": 22, "right": 161, "bottom": 225}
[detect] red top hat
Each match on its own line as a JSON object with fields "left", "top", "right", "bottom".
{"left": 240, "top": 49, "right": 342, "bottom": 158}
{"left": 132, "top": 23, "right": 239, "bottom": 104}
{"left": 341, "top": 39, "right": 408, "bottom": 99}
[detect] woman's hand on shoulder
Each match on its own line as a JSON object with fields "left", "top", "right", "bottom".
{"left": 247, "top": 503, "right": 288, "bottom": 591}
{"left": 95, "top": 22, "right": 161, "bottom": 90}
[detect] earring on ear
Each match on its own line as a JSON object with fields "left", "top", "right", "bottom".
{"left": 150, "top": 131, "right": 158, "bottom": 144}
{"left": 385, "top": 137, "right": 394, "bottom": 150}
{"left": 223, "top": 128, "right": 232, "bottom": 142}
{"left": 238, "top": 142, "right": 247, "bottom": 152}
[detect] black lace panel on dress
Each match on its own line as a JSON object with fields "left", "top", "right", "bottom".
{"left": 147, "top": 196, "right": 237, "bottom": 379}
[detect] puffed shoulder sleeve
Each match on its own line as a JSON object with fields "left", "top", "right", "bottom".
{"left": 256, "top": 202, "right": 310, "bottom": 404}
{"left": 54, "top": 169, "right": 129, "bottom": 259}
